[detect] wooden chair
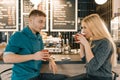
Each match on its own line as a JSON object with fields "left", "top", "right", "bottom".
{"left": 112, "top": 71, "right": 119, "bottom": 80}
{"left": 0, "top": 68, "right": 12, "bottom": 80}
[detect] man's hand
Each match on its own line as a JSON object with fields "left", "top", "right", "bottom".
{"left": 33, "top": 51, "right": 50, "bottom": 61}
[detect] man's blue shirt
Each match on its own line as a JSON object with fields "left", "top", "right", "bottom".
{"left": 4, "top": 27, "right": 44, "bottom": 80}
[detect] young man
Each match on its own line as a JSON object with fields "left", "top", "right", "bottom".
{"left": 3, "top": 10, "right": 67, "bottom": 80}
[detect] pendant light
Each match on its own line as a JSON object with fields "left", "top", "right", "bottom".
{"left": 30, "top": 0, "right": 42, "bottom": 9}
{"left": 95, "top": 0, "right": 107, "bottom": 5}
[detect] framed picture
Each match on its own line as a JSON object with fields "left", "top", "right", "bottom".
{"left": 50, "top": 0, "right": 78, "bottom": 32}
{"left": 0, "top": 0, "right": 19, "bottom": 31}
{"left": 21, "top": 0, "right": 49, "bottom": 31}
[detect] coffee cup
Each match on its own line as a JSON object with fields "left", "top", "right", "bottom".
{"left": 74, "top": 34, "right": 80, "bottom": 42}
{"left": 41, "top": 49, "right": 50, "bottom": 60}
{"left": 74, "top": 32, "right": 85, "bottom": 43}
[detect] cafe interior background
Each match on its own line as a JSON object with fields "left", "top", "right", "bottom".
{"left": 0, "top": 0, "right": 120, "bottom": 80}
{"left": 0, "top": 0, "right": 120, "bottom": 56}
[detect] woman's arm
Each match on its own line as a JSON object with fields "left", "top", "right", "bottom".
{"left": 80, "top": 44, "right": 85, "bottom": 58}
{"left": 49, "top": 57, "right": 57, "bottom": 74}
{"left": 84, "top": 43, "right": 94, "bottom": 62}
{"left": 77, "top": 34, "right": 94, "bottom": 62}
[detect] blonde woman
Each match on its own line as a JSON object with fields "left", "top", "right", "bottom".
{"left": 66, "top": 14, "right": 117, "bottom": 80}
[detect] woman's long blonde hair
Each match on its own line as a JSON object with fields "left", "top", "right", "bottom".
{"left": 82, "top": 14, "right": 117, "bottom": 67}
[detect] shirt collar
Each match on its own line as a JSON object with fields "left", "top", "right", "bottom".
{"left": 22, "top": 26, "right": 42, "bottom": 40}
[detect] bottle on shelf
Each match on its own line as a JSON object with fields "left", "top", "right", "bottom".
{"left": 64, "top": 38, "right": 71, "bottom": 54}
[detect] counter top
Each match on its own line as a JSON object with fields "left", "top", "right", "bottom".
{"left": 0, "top": 54, "right": 85, "bottom": 64}
{"left": 44, "top": 54, "right": 84, "bottom": 64}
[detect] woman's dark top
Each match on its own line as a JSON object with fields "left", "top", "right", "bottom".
{"left": 86, "top": 38, "right": 113, "bottom": 78}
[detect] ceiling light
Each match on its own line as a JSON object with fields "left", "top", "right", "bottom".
{"left": 95, "top": 0, "right": 107, "bottom": 5}
{"left": 30, "top": 0, "right": 41, "bottom": 5}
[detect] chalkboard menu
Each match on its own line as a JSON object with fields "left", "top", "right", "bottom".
{"left": 21, "top": 0, "right": 49, "bottom": 31}
{"left": 0, "top": 0, "right": 18, "bottom": 31}
{"left": 50, "top": 0, "right": 78, "bottom": 32}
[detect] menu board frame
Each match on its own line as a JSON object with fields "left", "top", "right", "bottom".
{"left": 21, "top": 0, "right": 49, "bottom": 31}
{"left": 50, "top": 0, "right": 78, "bottom": 32}
{"left": 0, "top": 0, "right": 19, "bottom": 31}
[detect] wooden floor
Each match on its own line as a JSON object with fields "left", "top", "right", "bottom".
{"left": 0, "top": 64, "right": 120, "bottom": 80}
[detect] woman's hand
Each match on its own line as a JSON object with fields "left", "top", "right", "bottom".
{"left": 75, "top": 34, "right": 89, "bottom": 46}
{"left": 49, "top": 57, "right": 58, "bottom": 74}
